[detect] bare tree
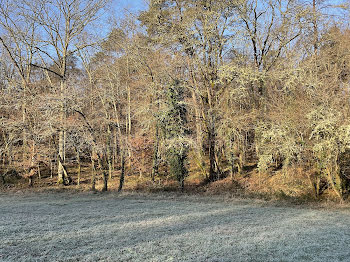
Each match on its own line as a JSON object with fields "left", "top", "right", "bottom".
{"left": 22, "top": 0, "right": 108, "bottom": 184}
{"left": 0, "top": 0, "right": 37, "bottom": 162}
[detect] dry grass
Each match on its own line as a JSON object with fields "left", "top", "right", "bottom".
{"left": 1, "top": 192, "right": 350, "bottom": 261}
{"left": 0, "top": 163, "right": 346, "bottom": 204}
{"left": 237, "top": 168, "right": 315, "bottom": 198}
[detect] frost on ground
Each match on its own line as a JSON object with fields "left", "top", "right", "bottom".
{"left": 0, "top": 193, "right": 350, "bottom": 262}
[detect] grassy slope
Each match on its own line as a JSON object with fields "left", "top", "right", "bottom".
{"left": 1, "top": 192, "right": 350, "bottom": 262}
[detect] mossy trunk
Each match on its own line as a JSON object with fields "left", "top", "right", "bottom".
{"left": 326, "top": 167, "right": 343, "bottom": 201}
{"left": 57, "top": 155, "right": 70, "bottom": 185}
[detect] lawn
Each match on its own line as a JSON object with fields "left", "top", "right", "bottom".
{"left": 1, "top": 192, "right": 350, "bottom": 261}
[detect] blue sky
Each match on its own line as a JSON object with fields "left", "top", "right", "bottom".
{"left": 113, "top": 0, "right": 147, "bottom": 15}
{"left": 92, "top": 0, "right": 148, "bottom": 38}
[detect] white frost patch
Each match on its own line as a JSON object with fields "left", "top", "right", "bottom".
{"left": 0, "top": 193, "right": 350, "bottom": 261}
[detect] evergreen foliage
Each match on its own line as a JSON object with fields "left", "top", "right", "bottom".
{"left": 160, "top": 80, "right": 189, "bottom": 189}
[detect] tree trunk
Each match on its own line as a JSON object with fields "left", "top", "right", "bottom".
{"left": 214, "top": 151, "right": 222, "bottom": 180}
{"left": 151, "top": 123, "right": 160, "bottom": 182}
{"left": 50, "top": 160, "right": 53, "bottom": 179}
{"left": 22, "top": 80, "right": 27, "bottom": 163}
{"left": 96, "top": 154, "right": 108, "bottom": 192}
{"left": 2, "top": 152, "right": 5, "bottom": 169}
{"left": 327, "top": 171, "right": 343, "bottom": 201}
{"left": 0, "top": 174, "right": 5, "bottom": 185}
{"left": 126, "top": 53, "right": 132, "bottom": 136}
{"left": 113, "top": 128, "right": 119, "bottom": 170}
{"left": 208, "top": 117, "right": 217, "bottom": 182}
{"left": 313, "top": 0, "right": 318, "bottom": 53}
{"left": 37, "top": 164, "right": 41, "bottom": 180}
{"left": 63, "top": 128, "right": 67, "bottom": 164}
{"left": 76, "top": 151, "right": 81, "bottom": 186}
{"left": 102, "top": 172, "right": 108, "bottom": 192}
{"left": 229, "top": 140, "right": 236, "bottom": 179}
{"left": 188, "top": 59, "right": 204, "bottom": 171}
{"left": 180, "top": 179, "right": 184, "bottom": 192}
{"left": 58, "top": 132, "right": 65, "bottom": 184}
{"left": 118, "top": 153, "right": 125, "bottom": 192}
{"left": 28, "top": 176, "right": 33, "bottom": 187}
{"left": 107, "top": 125, "right": 113, "bottom": 179}
{"left": 91, "top": 157, "right": 96, "bottom": 191}
{"left": 58, "top": 79, "right": 66, "bottom": 184}
{"left": 7, "top": 146, "right": 12, "bottom": 166}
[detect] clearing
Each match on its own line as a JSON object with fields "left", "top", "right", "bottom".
{"left": 1, "top": 192, "right": 350, "bottom": 262}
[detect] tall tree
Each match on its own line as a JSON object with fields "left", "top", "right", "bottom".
{"left": 140, "top": 0, "right": 240, "bottom": 181}
{"left": 160, "top": 80, "right": 189, "bottom": 190}
{"left": 23, "top": 0, "right": 108, "bottom": 184}
{"left": 0, "top": 0, "right": 37, "bottom": 162}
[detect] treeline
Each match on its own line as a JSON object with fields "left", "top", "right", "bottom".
{"left": 1, "top": 0, "right": 350, "bottom": 200}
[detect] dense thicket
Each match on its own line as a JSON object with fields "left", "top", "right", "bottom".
{"left": 1, "top": 0, "right": 350, "bottom": 200}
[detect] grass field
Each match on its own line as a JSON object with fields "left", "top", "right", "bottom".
{"left": 1, "top": 192, "right": 350, "bottom": 262}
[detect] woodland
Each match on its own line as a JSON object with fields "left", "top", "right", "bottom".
{"left": 1, "top": 0, "right": 350, "bottom": 202}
